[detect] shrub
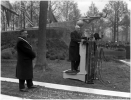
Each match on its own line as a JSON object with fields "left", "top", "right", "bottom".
{"left": 11, "top": 48, "right": 16, "bottom": 54}
{"left": 1, "top": 48, "right": 13, "bottom": 59}
{"left": 1, "top": 45, "right": 10, "bottom": 50}
{"left": 13, "top": 51, "right": 17, "bottom": 59}
{"left": 115, "top": 48, "right": 125, "bottom": 51}
{"left": 2, "top": 29, "right": 69, "bottom": 60}
{"left": 1, "top": 48, "right": 17, "bottom": 59}
{"left": 59, "top": 56, "right": 65, "bottom": 60}
{"left": 117, "top": 56, "right": 125, "bottom": 59}
{"left": 49, "top": 55, "right": 57, "bottom": 60}
{"left": 46, "top": 52, "right": 50, "bottom": 58}
{"left": 57, "top": 53, "right": 65, "bottom": 60}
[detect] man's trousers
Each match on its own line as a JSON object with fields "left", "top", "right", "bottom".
{"left": 71, "top": 60, "right": 80, "bottom": 71}
{"left": 19, "top": 79, "right": 33, "bottom": 89}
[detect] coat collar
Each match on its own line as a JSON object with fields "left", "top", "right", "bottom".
{"left": 74, "top": 30, "right": 82, "bottom": 37}
{"left": 18, "top": 37, "right": 32, "bottom": 48}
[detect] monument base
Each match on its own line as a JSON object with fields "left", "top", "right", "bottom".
{"left": 63, "top": 69, "right": 86, "bottom": 82}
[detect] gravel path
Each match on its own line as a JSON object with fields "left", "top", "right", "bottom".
{"left": 1, "top": 81, "right": 130, "bottom": 99}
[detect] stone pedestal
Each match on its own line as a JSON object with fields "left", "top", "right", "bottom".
{"left": 63, "top": 42, "right": 87, "bottom": 82}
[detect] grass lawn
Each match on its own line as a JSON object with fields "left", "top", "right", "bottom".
{"left": 1, "top": 57, "right": 130, "bottom": 93}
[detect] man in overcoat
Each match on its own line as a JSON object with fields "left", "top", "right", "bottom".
{"left": 15, "top": 29, "right": 36, "bottom": 92}
{"left": 69, "top": 25, "right": 82, "bottom": 72}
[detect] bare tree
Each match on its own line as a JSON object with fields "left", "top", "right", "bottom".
{"left": 50, "top": 1, "right": 81, "bottom": 22}
{"left": 103, "top": 1, "right": 129, "bottom": 42}
{"left": 86, "top": 2, "right": 100, "bottom": 33}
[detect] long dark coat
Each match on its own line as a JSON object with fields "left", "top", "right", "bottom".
{"left": 69, "top": 31, "right": 81, "bottom": 61}
{"left": 15, "top": 37, "right": 36, "bottom": 80}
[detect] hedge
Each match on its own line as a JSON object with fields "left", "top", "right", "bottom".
{"left": 1, "top": 28, "right": 71, "bottom": 60}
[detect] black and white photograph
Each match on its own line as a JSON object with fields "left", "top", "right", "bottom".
{"left": 1, "top": 0, "right": 130, "bottom": 99}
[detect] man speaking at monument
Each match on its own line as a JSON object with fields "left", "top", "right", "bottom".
{"left": 69, "top": 25, "right": 82, "bottom": 72}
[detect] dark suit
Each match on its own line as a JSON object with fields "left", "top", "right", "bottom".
{"left": 69, "top": 31, "right": 81, "bottom": 71}
{"left": 16, "top": 37, "right": 36, "bottom": 89}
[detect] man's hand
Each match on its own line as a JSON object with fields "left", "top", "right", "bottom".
{"left": 81, "top": 39, "right": 87, "bottom": 45}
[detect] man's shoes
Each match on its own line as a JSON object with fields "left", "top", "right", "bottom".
{"left": 20, "top": 88, "right": 28, "bottom": 92}
{"left": 75, "top": 70, "right": 79, "bottom": 72}
{"left": 28, "top": 86, "right": 37, "bottom": 89}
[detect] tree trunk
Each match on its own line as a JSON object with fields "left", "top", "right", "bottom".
{"left": 21, "top": 13, "right": 22, "bottom": 28}
{"left": 66, "top": 2, "right": 69, "bottom": 21}
{"left": 116, "top": 11, "right": 119, "bottom": 41}
{"left": 113, "top": 3, "right": 117, "bottom": 42}
{"left": 126, "top": 26, "right": 128, "bottom": 42}
{"left": 112, "top": 27, "right": 114, "bottom": 41}
{"left": 5, "top": 14, "right": 7, "bottom": 31}
{"left": 13, "top": 14, "right": 14, "bottom": 30}
{"left": 30, "top": 1, "right": 33, "bottom": 27}
{"left": 4, "top": 12, "right": 6, "bottom": 31}
{"left": 114, "top": 12, "right": 116, "bottom": 42}
{"left": 30, "top": 1, "right": 33, "bottom": 21}
{"left": 128, "top": 27, "right": 130, "bottom": 42}
{"left": 23, "top": 10, "right": 25, "bottom": 29}
{"left": 116, "top": 1, "right": 119, "bottom": 42}
{"left": 35, "top": 1, "right": 48, "bottom": 71}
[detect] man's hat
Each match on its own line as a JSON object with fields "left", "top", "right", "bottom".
{"left": 94, "top": 33, "right": 101, "bottom": 40}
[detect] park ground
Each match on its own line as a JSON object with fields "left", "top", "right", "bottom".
{"left": 1, "top": 50, "right": 130, "bottom": 99}
{"left": 1, "top": 48, "right": 130, "bottom": 99}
